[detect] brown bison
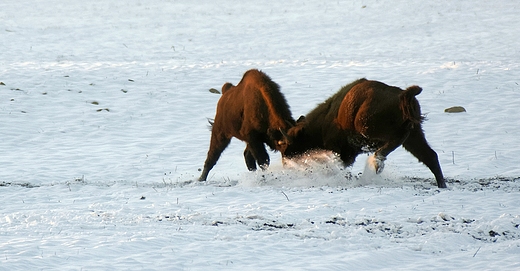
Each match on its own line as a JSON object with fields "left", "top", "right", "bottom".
{"left": 199, "top": 69, "right": 295, "bottom": 181}
{"left": 280, "top": 78, "right": 447, "bottom": 188}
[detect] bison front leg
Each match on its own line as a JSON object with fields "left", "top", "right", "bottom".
{"left": 244, "top": 146, "right": 257, "bottom": 171}
{"left": 246, "top": 132, "right": 270, "bottom": 170}
{"left": 199, "top": 134, "right": 231, "bottom": 181}
{"left": 339, "top": 146, "right": 361, "bottom": 168}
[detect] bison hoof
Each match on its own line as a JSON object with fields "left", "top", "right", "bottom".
{"left": 368, "top": 154, "right": 386, "bottom": 174}
{"left": 198, "top": 174, "right": 208, "bottom": 182}
{"left": 259, "top": 164, "right": 269, "bottom": 171}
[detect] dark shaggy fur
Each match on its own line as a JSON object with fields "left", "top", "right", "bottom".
{"left": 281, "top": 79, "right": 446, "bottom": 188}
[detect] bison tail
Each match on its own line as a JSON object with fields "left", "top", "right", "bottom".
{"left": 207, "top": 118, "right": 215, "bottom": 131}
{"left": 399, "top": 86, "right": 424, "bottom": 127}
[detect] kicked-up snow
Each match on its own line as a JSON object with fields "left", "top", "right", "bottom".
{"left": 1, "top": 0, "right": 520, "bottom": 269}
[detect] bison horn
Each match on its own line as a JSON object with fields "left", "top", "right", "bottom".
{"left": 279, "top": 127, "right": 288, "bottom": 137}
{"left": 278, "top": 128, "right": 291, "bottom": 144}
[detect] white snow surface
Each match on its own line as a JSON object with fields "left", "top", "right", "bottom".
{"left": 2, "top": 0, "right": 520, "bottom": 270}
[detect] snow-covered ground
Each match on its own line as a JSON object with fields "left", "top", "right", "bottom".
{"left": 1, "top": 0, "right": 520, "bottom": 269}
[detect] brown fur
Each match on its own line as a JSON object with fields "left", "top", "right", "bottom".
{"left": 199, "top": 69, "right": 295, "bottom": 181}
{"left": 281, "top": 79, "right": 446, "bottom": 188}
{"left": 399, "top": 85, "right": 424, "bottom": 128}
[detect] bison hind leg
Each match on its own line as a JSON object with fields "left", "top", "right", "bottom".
{"left": 367, "top": 154, "right": 386, "bottom": 174}
{"left": 199, "top": 135, "right": 232, "bottom": 181}
{"left": 402, "top": 128, "right": 447, "bottom": 188}
{"left": 369, "top": 129, "right": 412, "bottom": 175}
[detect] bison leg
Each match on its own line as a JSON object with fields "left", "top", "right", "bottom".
{"left": 339, "top": 147, "right": 361, "bottom": 167}
{"left": 246, "top": 133, "right": 270, "bottom": 170}
{"left": 371, "top": 131, "right": 411, "bottom": 174}
{"left": 367, "top": 154, "right": 386, "bottom": 174}
{"left": 199, "top": 134, "right": 231, "bottom": 181}
{"left": 402, "top": 128, "right": 447, "bottom": 188}
{"left": 250, "top": 142, "right": 270, "bottom": 170}
{"left": 244, "top": 146, "right": 257, "bottom": 171}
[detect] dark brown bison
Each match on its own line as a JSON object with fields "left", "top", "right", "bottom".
{"left": 199, "top": 69, "right": 295, "bottom": 181}
{"left": 280, "top": 78, "right": 447, "bottom": 188}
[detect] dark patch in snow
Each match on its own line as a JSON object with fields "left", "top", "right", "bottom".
{"left": 0, "top": 181, "right": 39, "bottom": 188}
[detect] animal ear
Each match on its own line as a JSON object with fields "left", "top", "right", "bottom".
{"left": 296, "top": 115, "right": 306, "bottom": 123}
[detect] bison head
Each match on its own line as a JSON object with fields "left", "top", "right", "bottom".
{"left": 264, "top": 126, "right": 292, "bottom": 153}
{"left": 278, "top": 116, "right": 309, "bottom": 158}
